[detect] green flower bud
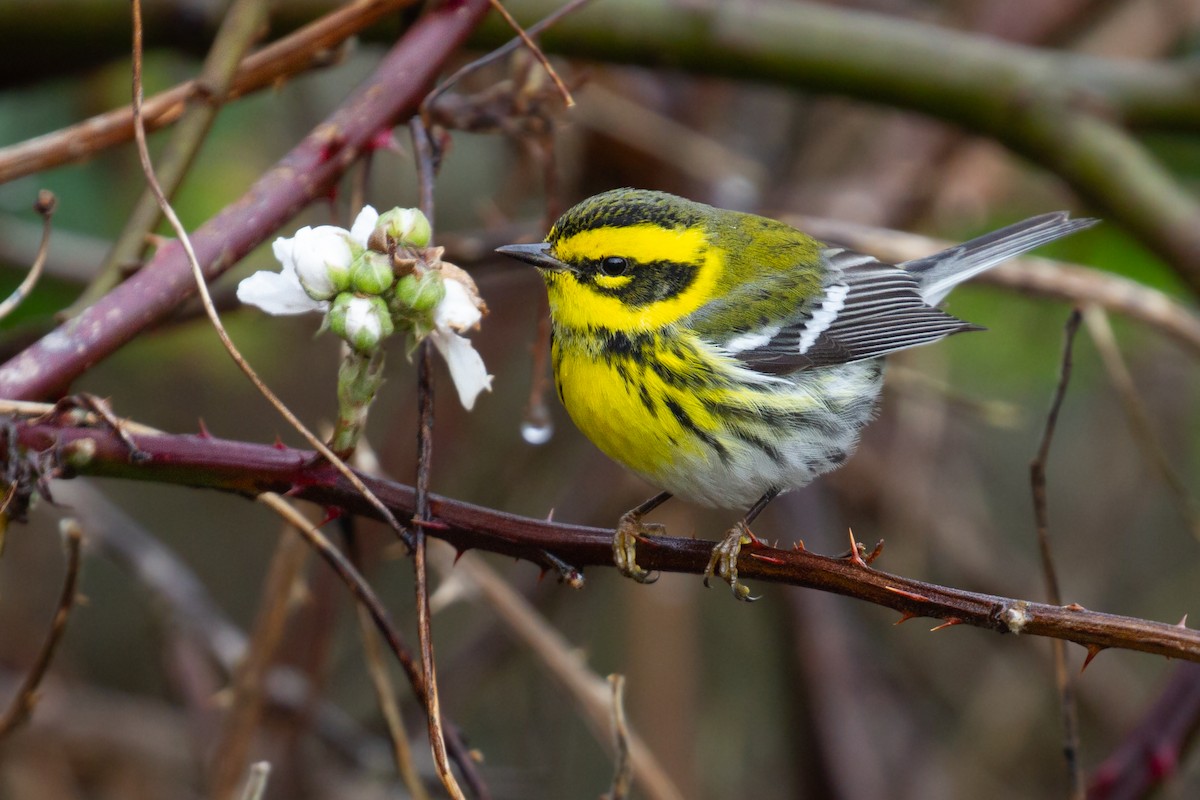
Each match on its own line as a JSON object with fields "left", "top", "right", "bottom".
{"left": 329, "top": 294, "right": 394, "bottom": 354}
{"left": 377, "top": 207, "right": 432, "bottom": 249}
{"left": 349, "top": 251, "right": 395, "bottom": 296}
{"left": 393, "top": 271, "right": 446, "bottom": 315}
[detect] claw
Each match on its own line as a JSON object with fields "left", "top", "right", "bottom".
{"left": 613, "top": 510, "right": 661, "bottom": 584}
{"left": 703, "top": 522, "right": 760, "bottom": 601}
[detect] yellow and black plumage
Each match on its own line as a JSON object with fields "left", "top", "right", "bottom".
{"left": 499, "top": 189, "right": 1096, "bottom": 599}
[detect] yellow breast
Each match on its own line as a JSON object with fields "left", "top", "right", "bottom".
{"left": 553, "top": 339, "right": 706, "bottom": 480}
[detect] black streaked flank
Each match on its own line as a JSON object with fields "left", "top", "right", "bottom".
{"left": 664, "top": 396, "right": 729, "bottom": 464}
{"left": 727, "top": 424, "right": 786, "bottom": 465}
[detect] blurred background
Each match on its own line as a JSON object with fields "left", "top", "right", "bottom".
{"left": 1, "top": 0, "right": 1199, "bottom": 798}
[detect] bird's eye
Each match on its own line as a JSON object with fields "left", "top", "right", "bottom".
{"left": 600, "top": 256, "right": 629, "bottom": 277}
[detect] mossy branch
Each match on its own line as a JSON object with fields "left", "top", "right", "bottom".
{"left": 489, "top": 0, "right": 1200, "bottom": 295}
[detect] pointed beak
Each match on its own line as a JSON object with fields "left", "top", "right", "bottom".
{"left": 495, "top": 242, "right": 571, "bottom": 272}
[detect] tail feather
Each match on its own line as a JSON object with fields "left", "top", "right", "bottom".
{"left": 903, "top": 212, "right": 1098, "bottom": 305}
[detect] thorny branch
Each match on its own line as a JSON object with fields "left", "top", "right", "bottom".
{"left": 9, "top": 414, "right": 1200, "bottom": 665}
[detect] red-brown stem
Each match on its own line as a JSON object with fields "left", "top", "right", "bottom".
{"left": 13, "top": 418, "right": 1200, "bottom": 664}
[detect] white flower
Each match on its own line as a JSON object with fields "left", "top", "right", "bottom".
{"left": 434, "top": 279, "right": 482, "bottom": 332}
{"left": 238, "top": 206, "right": 380, "bottom": 315}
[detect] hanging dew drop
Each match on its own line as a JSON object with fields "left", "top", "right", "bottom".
{"left": 520, "top": 401, "right": 553, "bottom": 445}
{"left": 520, "top": 417, "right": 553, "bottom": 445}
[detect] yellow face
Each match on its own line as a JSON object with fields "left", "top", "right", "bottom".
{"left": 541, "top": 222, "right": 724, "bottom": 334}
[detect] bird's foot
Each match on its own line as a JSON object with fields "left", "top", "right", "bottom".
{"left": 613, "top": 510, "right": 664, "bottom": 584}
{"left": 704, "top": 522, "right": 763, "bottom": 602}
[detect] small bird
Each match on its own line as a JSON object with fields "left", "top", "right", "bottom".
{"left": 498, "top": 189, "right": 1096, "bottom": 599}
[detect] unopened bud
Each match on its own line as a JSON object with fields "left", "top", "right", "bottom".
{"left": 377, "top": 207, "right": 432, "bottom": 249}
{"left": 349, "top": 251, "right": 395, "bottom": 295}
{"left": 393, "top": 271, "right": 446, "bottom": 315}
{"left": 329, "top": 294, "right": 393, "bottom": 354}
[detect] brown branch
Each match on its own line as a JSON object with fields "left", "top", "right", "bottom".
{"left": 413, "top": 343, "right": 463, "bottom": 799}
{"left": 0, "top": 0, "right": 492, "bottom": 401}
{"left": 0, "top": 0, "right": 418, "bottom": 185}
{"left": 0, "top": 517, "right": 83, "bottom": 739}
{"left": 11, "top": 416, "right": 1200, "bottom": 665}
{"left": 605, "top": 674, "right": 634, "bottom": 800}
{"left": 1030, "top": 311, "right": 1085, "bottom": 799}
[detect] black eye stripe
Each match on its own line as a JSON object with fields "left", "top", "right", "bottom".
{"left": 586, "top": 259, "right": 698, "bottom": 307}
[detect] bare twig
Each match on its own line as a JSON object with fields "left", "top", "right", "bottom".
{"left": 0, "top": 0, "right": 418, "bottom": 184}
{"left": 413, "top": 343, "right": 462, "bottom": 799}
{"left": 486, "top": 0, "right": 575, "bottom": 107}
{"left": 421, "top": 0, "right": 591, "bottom": 115}
{"left": 1082, "top": 305, "right": 1200, "bottom": 539}
{"left": 605, "top": 674, "right": 635, "bottom": 800}
{"left": 344, "top": 513, "right": 430, "bottom": 800}
{"left": 409, "top": 113, "right": 467, "bottom": 800}
{"left": 1030, "top": 310, "right": 1085, "bottom": 799}
{"left": 0, "top": 191, "right": 56, "bottom": 323}
{"left": 0, "top": 518, "right": 83, "bottom": 739}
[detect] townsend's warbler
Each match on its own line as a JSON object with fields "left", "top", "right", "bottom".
{"left": 498, "top": 189, "right": 1096, "bottom": 599}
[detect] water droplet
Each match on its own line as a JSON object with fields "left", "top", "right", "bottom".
{"left": 520, "top": 418, "right": 553, "bottom": 446}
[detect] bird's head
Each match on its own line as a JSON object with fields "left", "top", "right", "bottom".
{"left": 497, "top": 189, "right": 725, "bottom": 333}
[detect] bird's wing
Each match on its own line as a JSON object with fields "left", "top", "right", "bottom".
{"left": 704, "top": 249, "right": 979, "bottom": 374}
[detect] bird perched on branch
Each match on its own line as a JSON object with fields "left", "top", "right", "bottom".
{"left": 498, "top": 189, "right": 1096, "bottom": 599}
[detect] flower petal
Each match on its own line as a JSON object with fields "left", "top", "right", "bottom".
{"left": 431, "top": 330, "right": 493, "bottom": 410}
{"left": 349, "top": 205, "right": 380, "bottom": 248}
{"left": 237, "top": 269, "right": 326, "bottom": 315}
{"left": 433, "top": 279, "right": 482, "bottom": 332}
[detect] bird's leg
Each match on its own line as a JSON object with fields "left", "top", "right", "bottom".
{"left": 704, "top": 488, "right": 780, "bottom": 601}
{"left": 613, "top": 491, "right": 672, "bottom": 584}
